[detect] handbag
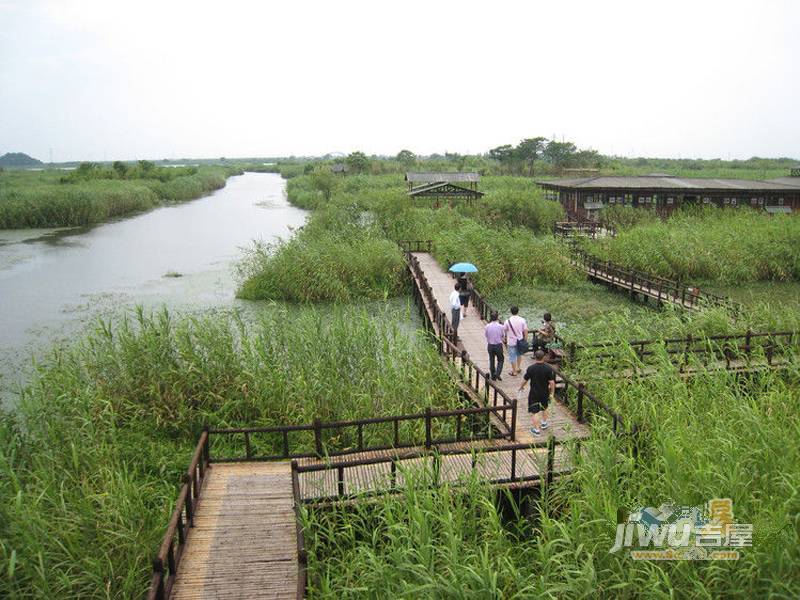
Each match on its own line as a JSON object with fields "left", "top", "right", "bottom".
{"left": 508, "top": 319, "right": 529, "bottom": 354}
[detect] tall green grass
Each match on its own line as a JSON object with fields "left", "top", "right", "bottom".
{"left": 0, "top": 166, "right": 239, "bottom": 228}
{"left": 304, "top": 370, "right": 800, "bottom": 598}
{"left": 591, "top": 209, "right": 800, "bottom": 284}
{"left": 0, "top": 304, "right": 460, "bottom": 598}
{"left": 237, "top": 205, "right": 406, "bottom": 302}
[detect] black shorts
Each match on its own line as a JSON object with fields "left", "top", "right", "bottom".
{"left": 459, "top": 294, "right": 470, "bottom": 307}
{"left": 528, "top": 395, "right": 549, "bottom": 413}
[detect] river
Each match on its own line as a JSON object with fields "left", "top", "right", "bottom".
{"left": 0, "top": 172, "right": 308, "bottom": 405}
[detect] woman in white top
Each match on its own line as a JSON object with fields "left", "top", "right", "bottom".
{"left": 503, "top": 305, "right": 528, "bottom": 376}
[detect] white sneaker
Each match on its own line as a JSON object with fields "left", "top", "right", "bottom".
{"left": 541, "top": 421, "right": 549, "bottom": 430}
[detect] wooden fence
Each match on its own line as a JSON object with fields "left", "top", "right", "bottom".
{"left": 571, "top": 248, "right": 736, "bottom": 311}
{"left": 292, "top": 437, "right": 565, "bottom": 503}
{"left": 207, "top": 402, "right": 515, "bottom": 463}
{"left": 147, "top": 430, "right": 210, "bottom": 600}
{"left": 567, "top": 329, "right": 799, "bottom": 372}
{"left": 553, "top": 220, "right": 616, "bottom": 239}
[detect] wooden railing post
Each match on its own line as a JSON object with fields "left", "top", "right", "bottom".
{"left": 745, "top": 328, "right": 752, "bottom": 356}
{"left": 425, "top": 408, "right": 432, "bottom": 449}
{"left": 337, "top": 465, "right": 345, "bottom": 497}
{"left": 152, "top": 557, "right": 165, "bottom": 600}
{"left": 202, "top": 425, "right": 210, "bottom": 465}
{"left": 577, "top": 383, "right": 585, "bottom": 423}
{"left": 510, "top": 446, "right": 517, "bottom": 481}
{"left": 546, "top": 436, "right": 556, "bottom": 487}
{"left": 182, "top": 474, "right": 194, "bottom": 527}
{"left": 510, "top": 399, "right": 517, "bottom": 441}
{"left": 313, "top": 419, "right": 323, "bottom": 457}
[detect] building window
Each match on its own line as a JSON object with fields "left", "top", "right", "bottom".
{"left": 779, "top": 198, "right": 784, "bottom": 205}
{"left": 751, "top": 198, "right": 758, "bottom": 206}
{"left": 704, "top": 197, "right": 711, "bottom": 204}
{"left": 731, "top": 198, "right": 737, "bottom": 206}
{"left": 667, "top": 197, "right": 674, "bottom": 205}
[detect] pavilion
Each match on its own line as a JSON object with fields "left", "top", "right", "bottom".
{"left": 405, "top": 172, "right": 483, "bottom": 205}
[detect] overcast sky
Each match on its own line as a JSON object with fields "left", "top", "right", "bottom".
{"left": 1, "top": 0, "right": 798, "bottom": 162}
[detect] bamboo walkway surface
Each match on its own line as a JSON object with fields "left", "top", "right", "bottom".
{"left": 169, "top": 462, "right": 298, "bottom": 600}
{"left": 409, "top": 252, "right": 591, "bottom": 444}
{"left": 296, "top": 439, "right": 575, "bottom": 501}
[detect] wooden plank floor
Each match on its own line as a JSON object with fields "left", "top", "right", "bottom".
{"left": 170, "top": 462, "right": 298, "bottom": 600}
{"left": 410, "top": 252, "right": 591, "bottom": 444}
{"left": 296, "top": 442, "right": 576, "bottom": 501}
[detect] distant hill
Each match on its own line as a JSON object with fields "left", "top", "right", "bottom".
{"left": 0, "top": 152, "right": 43, "bottom": 167}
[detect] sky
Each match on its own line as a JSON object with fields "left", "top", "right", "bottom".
{"left": 0, "top": 0, "right": 798, "bottom": 162}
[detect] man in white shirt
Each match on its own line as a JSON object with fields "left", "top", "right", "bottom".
{"left": 449, "top": 283, "right": 462, "bottom": 334}
{"left": 503, "top": 306, "right": 528, "bottom": 376}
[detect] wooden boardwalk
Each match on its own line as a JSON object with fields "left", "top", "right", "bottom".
{"left": 410, "top": 252, "right": 591, "bottom": 444}
{"left": 150, "top": 249, "right": 595, "bottom": 599}
{"left": 168, "top": 462, "right": 298, "bottom": 600}
{"left": 570, "top": 248, "right": 737, "bottom": 312}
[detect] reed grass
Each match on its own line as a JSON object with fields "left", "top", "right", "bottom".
{"left": 0, "top": 303, "right": 461, "bottom": 597}
{"left": 0, "top": 166, "right": 239, "bottom": 228}
{"left": 303, "top": 370, "right": 800, "bottom": 598}
{"left": 591, "top": 209, "right": 800, "bottom": 283}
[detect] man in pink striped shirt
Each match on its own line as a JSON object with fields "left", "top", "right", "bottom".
{"left": 484, "top": 311, "right": 505, "bottom": 380}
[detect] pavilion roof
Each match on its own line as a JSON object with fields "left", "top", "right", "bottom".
{"left": 405, "top": 172, "right": 480, "bottom": 183}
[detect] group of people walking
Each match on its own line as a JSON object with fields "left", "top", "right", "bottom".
{"left": 484, "top": 307, "right": 557, "bottom": 436}
{"left": 448, "top": 273, "right": 557, "bottom": 437}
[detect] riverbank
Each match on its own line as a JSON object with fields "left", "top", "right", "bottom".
{"left": 0, "top": 172, "right": 308, "bottom": 406}
{"left": 0, "top": 165, "right": 242, "bottom": 229}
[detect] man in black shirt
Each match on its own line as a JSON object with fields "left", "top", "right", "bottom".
{"left": 518, "top": 350, "right": 555, "bottom": 435}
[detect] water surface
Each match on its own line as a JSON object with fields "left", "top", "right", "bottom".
{"left": 0, "top": 172, "right": 307, "bottom": 404}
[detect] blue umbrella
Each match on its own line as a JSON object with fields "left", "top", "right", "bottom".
{"left": 449, "top": 262, "right": 478, "bottom": 273}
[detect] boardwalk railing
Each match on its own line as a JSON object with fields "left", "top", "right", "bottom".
{"left": 290, "top": 462, "right": 308, "bottom": 599}
{"left": 553, "top": 220, "right": 616, "bottom": 239}
{"left": 448, "top": 263, "right": 629, "bottom": 435}
{"left": 398, "top": 239, "right": 434, "bottom": 253}
{"left": 207, "top": 402, "right": 514, "bottom": 463}
{"left": 404, "top": 246, "right": 518, "bottom": 437}
{"left": 571, "top": 248, "right": 736, "bottom": 311}
{"left": 293, "top": 438, "right": 565, "bottom": 503}
{"left": 147, "top": 430, "right": 210, "bottom": 600}
{"left": 568, "top": 329, "right": 799, "bottom": 372}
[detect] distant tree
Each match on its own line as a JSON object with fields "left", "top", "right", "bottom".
{"left": 515, "top": 137, "right": 547, "bottom": 176}
{"left": 346, "top": 151, "right": 370, "bottom": 174}
{"left": 489, "top": 144, "right": 515, "bottom": 173}
{"left": 138, "top": 159, "right": 155, "bottom": 172}
{"left": 396, "top": 149, "right": 416, "bottom": 167}
{"left": 542, "top": 141, "right": 578, "bottom": 168}
{"left": 76, "top": 162, "right": 99, "bottom": 177}
{"left": 310, "top": 169, "right": 339, "bottom": 200}
{"left": 303, "top": 163, "right": 315, "bottom": 175}
{"left": 112, "top": 161, "right": 128, "bottom": 178}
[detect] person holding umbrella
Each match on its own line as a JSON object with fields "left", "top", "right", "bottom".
{"left": 449, "top": 262, "right": 477, "bottom": 321}
{"left": 457, "top": 272, "right": 471, "bottom": 319}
